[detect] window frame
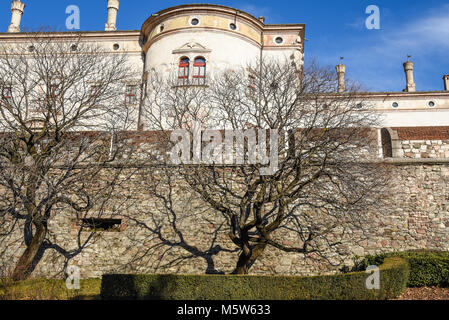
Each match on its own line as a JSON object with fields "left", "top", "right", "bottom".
{"left": 49, "top": 82, "right": 60, "bottom": 99}
{"left": 189, "top": 17, "right": 201, "bottom": 26}
{"left": 192, "top": 57, "right": 206, "bottom": 86}
{"left": 124, "top": 84, "right": 138, "bottom": 105}
{"left": 89, "top": 84, "right": 101, "bottom": 103}
{"left": 40, "top": 81, "right": 61, "bottom": 108}
{"left": 178, "top": 57, "right": 190, "bottom": 86}
{"left": 248, "top": 74, "right": 257, "bottom": 97}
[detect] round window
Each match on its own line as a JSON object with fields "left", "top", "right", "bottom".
{"left": 229, "top": 23, "right": 237, "bottom": 30}
{"left": 28, "top": 45, "right": 35, "bottom": 52}
{"left": 275, "top": 37, "right": 284, "bottom": 44}
{"left": 113, "top": 43, "right": 120, "bottom": 51}
{"left": 71, "top": 44, "right": 78, "bottom": 52}
{"left": 191, "top": 18, "right": 200, "bottom": 26}
{"left": 428, "top": 101, "right": 435, "bottom": 108}
{"left": 392, "top": 102, "right": 399, "bottom": 108}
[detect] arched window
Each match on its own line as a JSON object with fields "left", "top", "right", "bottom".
{"left": 193, "top": 57, "right": 206, "bottom": 85}
{"left": 178, "top": 57, "right": 190, "bottom": 86}
{"left": 381, "top": 128, "right": 393, "bottom": 158}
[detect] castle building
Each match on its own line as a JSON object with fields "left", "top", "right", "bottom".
{"left": 2, "top": 1, "right": 448, "bottom": 159}
{"left": 1, "top": 1, "right": 449, "bottom": 150}
{"left": 1, "top": 1, "right": 449, "bottom": 278}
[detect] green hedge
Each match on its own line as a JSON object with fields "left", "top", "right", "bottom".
{"left": 101, "top": 257, "right": 408, "bottom": 300}
{"left": 0, "top": 278, "right": 101, "bottom": 300}
{"left": 352, "top": 250, "right": 449, "bottom": 288}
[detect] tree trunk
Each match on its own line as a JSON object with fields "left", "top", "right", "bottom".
{"left": 232, "top": 241, "right": 268, "bottom": 275}
{"left": 232, "top": 253, "right": 250, "bottom": 274}
{"left": 11, "top": 223, "right": 47, "bottom": 281}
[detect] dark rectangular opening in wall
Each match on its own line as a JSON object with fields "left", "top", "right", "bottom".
{"left": 81, "top": 218, "right": 122, "bottom": 232}
{"left": 381, "top": 128, "right": 393, "bottom": 158}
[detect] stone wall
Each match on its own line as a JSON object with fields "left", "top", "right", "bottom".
{"left": 1, "top": 159, "right": 448, "bottom": 279}
{"left": 398, "top": 140, "right": 449, "bottom": 159}
{"left": 392, "top": 126, "right": 449, "bottom": 159}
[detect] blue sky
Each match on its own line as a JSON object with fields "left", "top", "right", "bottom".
{"left": 1, "top": 0, "right": 448, "bottom": 92}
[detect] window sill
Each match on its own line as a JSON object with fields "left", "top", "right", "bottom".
{"left": 172, "top": 84, "right": 209, "bottom": 89}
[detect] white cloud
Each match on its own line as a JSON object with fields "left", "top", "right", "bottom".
{"left": 336, "top": 4, "right": 449, "bottom": 91}
{"left": 345, "top": 17, "right": 366, "bottom": 31}
{"left": 379, "top": 4, "right": 449, "bottom": 55}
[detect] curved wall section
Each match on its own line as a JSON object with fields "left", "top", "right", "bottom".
{"left": 140, "top": 4, "right": 305, "bottom": 76}
{"left": 145, "top": 30, "right": 261, "bottom": 75}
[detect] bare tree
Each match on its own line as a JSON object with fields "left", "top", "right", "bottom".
{"left": 120, "top": 167, "right": 239, "bottom": 275}
{"left": 0, "top": 32, "right": 139, "bottom": 280}
{"left": 142, "top": 58, "right": 391, "bottom": 274}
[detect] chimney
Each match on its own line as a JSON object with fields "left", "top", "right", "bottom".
{"left": 259, "top": 16, "right": 265, "bottom": 23}
{"left": 403, "top": 60, "right": 416, "bottom": 92}
{"left": 443, "top": 75, "right": 449, "bottom": 91}
{"left": 105, "top": 0, "right": 120, "bottom": 31}
{"left": 7, "top": 0, "right": 25, "bottom": 33}
{"left": 336, "top": 63, "right": 346, "bottom": 93}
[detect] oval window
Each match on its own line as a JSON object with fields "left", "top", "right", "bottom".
{"left": 229, "top": 23, "right": 237, "bottom": 30}
{"left": 428, "top": 101, "right": 435, "bottom": 107}
{"left": 275, "top": 37, "right": 284, "bottom": 44}
{"left": 392, "top": 102, "right": 399, "bottom": 108}
{"left": 191, "top": 18, "right": 200, "bottom": 26}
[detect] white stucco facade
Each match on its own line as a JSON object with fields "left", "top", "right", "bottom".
{"left": 140, "top": 4, "right": 304, "bottom": 79}
{"left": 1, "top": 1, "right": 448, "bottom": 130}
{"left": 364, "top": 92, "right": 449, "bottom": 127}
{"left": 145, "top": 31, "right": 260, "bottom": 75}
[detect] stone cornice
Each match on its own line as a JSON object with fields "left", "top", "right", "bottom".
{"left": 383, "top": 158, "right": 449, "bottom": 165}
{"left": 141, "top": 4, "right": 266, "bottom": 36}
{"left": 41, "top": 158, "right": 449, "bottom": 170}
{"left": 346, "top": 91, "right": 449, "bottom": 99}
{"left": 140, "top": 4, "right": 304, "bottom": 53}
{"left": 0, "top": 30, "right": 141, "bottom": 42}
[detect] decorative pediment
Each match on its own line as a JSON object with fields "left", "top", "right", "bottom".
{"left": 172, "top": 42, "right": 212, "bottom": 55}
